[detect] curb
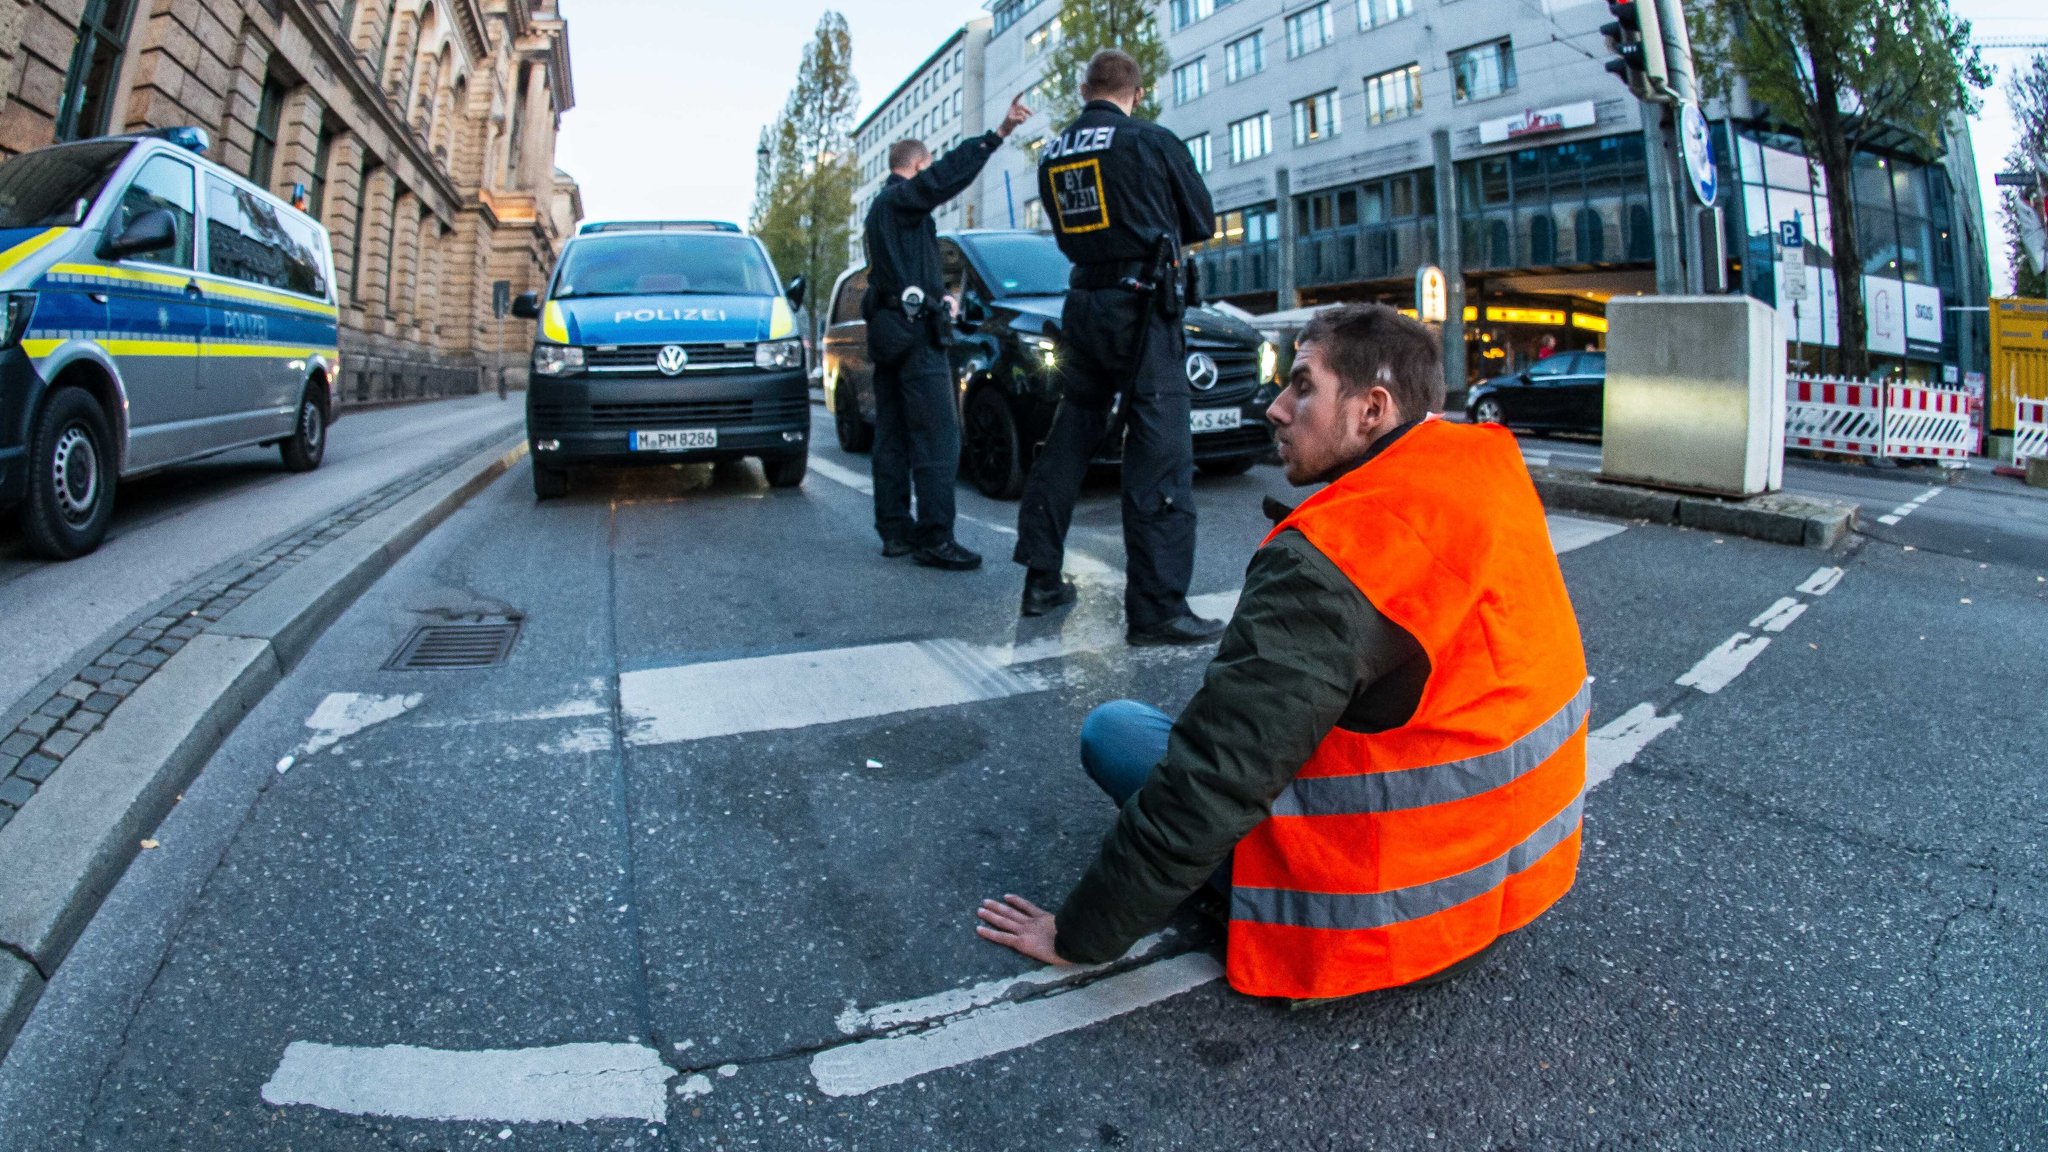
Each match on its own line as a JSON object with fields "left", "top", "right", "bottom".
{"left": 0, "top": 435, "right": 527, "bottom": 1053}
{"left": 1530, "top": 467, "right": 1857, "bottom": 549}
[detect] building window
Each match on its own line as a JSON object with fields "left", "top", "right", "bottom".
{"left": 55, "top": 0, "right": 138, "bottom": 142}
{"left": 1365, "top": 64, "right": 1422, "bottom": 124}
{"left": 308, "top": 128, "right": 335, "bottom": 217}
{"left": 1225, "top": 32, "right": 1265, "bottom": 84}
{"left": 1229, "top": 113, "right": 1271, "bottom": 164}
{"left": 1172, "top": 59, "right": 1207, "bottom": 106}
{"left": 1450, "top": 39, "right": 1516, "bottom": 103}
{"left": 1024, "top": 198, "right": 1045, "bottom": 230}
{"left": 1285, "top": 4, "right": 1332, "bottom": 59}
{"left": 1170, "top": 0, "right": 1235, "bottom": 30}
{"left": 1185, "top": 133, "right": 1212, "bottom": 174}
{"left": 1027, "top": 18, "right": 1061, "bottom": 58}
{"left": 1359, "top": 0, "right": 1414, "bottom": 29}
{"left": 249, "top": 78, "right": 288, "bottom": 189}
{"left": 1292, "top": 89, "right": 1340, "bottom": 146}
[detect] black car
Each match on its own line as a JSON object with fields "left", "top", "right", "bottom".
{"left": 1464, "top": 351, "right": 1607, "bottom": 436}
{"left": 822, "top": 230, "right": 1279, "bottom": 499}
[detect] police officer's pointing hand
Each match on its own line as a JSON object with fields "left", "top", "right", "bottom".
{"left": 999, "top": 95, "right": 1032, "bottom": 138}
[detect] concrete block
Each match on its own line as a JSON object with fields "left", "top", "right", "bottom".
{"left": 1530, "top": 468, "right": 1679, "bottom": 524}
{"left": 0, "top": 948, "right": 45, "bottom": 1058}
{"left": 0, "top": 634, "right": 280, "bottom": 973}
{"left": 2029, "top": 457, "right": 2048, "bottom": 490}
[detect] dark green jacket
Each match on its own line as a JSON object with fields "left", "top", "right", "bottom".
{"left": 1053, "top": 436, "right": 1430, "bottom": 965}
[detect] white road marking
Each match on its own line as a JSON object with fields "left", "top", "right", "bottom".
{"left": 1878, "top": 514, "right": 1903, "bottom": 526}
{"left": 1585, "top": 703, "right": 1684, "bottom": 790}
{"left": 808, "top": 951, "right": 1224, "bottom": 1097}
{"left": 301, "top": 693, "right": 423, "bottom": 756}
{"left": 834, "top": 933, "right": 1176, "bottom": 1035}
{"left": 806, "top": 454, "right": 873, "bottom": 495}
{"left": 540, "top": 725, "right": 613, "bottom": 755}
{"left": 1675, "top": 633, "right": 1773, "bottom": 694}
{"left": 1748, "top": 597, "right": 1809, "bottom": 633}
{"left": 1522, "top": 451, "right": 1552, "bottom": 467}
{"left": 675, "top": 1074, "right": 713, "bottom": 1100}
{"left": 1548, "top": 514, "right": 1627, "bottom": 555}
{"left": 619, "top": 639, "right": 1035, "bottom": 746}
{"left": 1797, "top": 567, "right": 1845, "bottom": 596}
{"left": 261, "top": 1041, "right": 673, "bottom": 1124}
{"left": 1877, "top": 487, "right": 1941, "bottom": 526}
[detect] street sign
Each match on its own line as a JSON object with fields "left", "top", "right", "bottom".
{"left": 1995, "top": 172, "right": 2036, "bottom": 188}
{"left": 1779, "top": 218, "right": 1802, "bottom": 248}
{"left": 1780, "top": 211, "right": 1807, "bottom": 301}
{"left": 1679, "top": 102, "right": 1717, "bottom": 207}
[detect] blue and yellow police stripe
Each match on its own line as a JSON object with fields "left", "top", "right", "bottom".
{"left": 43, "top": 262, "right": 341, "bottom": 320}
{"left": 0, "top": 228, "right": 69, "bottom": 275}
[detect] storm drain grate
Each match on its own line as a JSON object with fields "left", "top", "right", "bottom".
{"left": 387, "top": 619, "right": 523, "bottom": 670}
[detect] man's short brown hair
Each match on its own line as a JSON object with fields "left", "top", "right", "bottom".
{"left": 1297, "top": 303, "right": 1446, "bottom": 418}
{"left": 1080, "top": 50, "right": 1143, "bottom": 100}
{"left": 888, "top": 139, "right": 930, "bottom": 171}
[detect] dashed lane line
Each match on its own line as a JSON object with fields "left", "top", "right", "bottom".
{"left": 1877, "top": 486, "right": 1943, "bottom": 526}
{"left": 261, "top": 1041, "right": 673, "bottom": 1124}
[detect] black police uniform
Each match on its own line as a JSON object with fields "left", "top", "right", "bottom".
{"left": 862, "top": 132, "right": 1002, "bottom": 557}
{"left": 1013, "top": 99, "right": 1215, "bottom": 632}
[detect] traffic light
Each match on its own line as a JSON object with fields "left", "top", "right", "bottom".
{"left": 1602, "top": 0, "right": 1670, "bottom": 102}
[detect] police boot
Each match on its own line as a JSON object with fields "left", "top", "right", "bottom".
{"left": 1127, "top": 615, "right": 1225, "bottom": 647}
{"left": 1020, "top": 569, "right": 1079, "bottom": 617}
{"left": 914, "top": 540, "right": 983, "bottom": 571}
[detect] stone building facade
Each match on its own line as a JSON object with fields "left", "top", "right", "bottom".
{"left": 0, "top": 0, "right": 579, "bottom": 402}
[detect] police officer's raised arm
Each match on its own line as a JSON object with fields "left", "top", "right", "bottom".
{"left": 892, "top": 95, "right": 1034, "bottom": 215}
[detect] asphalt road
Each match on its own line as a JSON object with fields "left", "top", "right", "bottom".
{"left": 0, "top": 395, "right": 524, "bottom": 722}
{"left": 1, "top": 406, "right": 2042, "bottom": 1150}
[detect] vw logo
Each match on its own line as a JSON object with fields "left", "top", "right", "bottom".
{"left": 656, "top": 344, "right": 690, "bottom": 376}
{"left": 1185, "top": 351, "right": 1220, "bottom": 392}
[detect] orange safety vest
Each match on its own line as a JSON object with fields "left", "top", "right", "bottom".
{"left": 1229, "top": 418, "right": 1589, "bottom": 999}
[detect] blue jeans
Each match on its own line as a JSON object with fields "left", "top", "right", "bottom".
{"left": 1079, "top": 700, "right": 1231, "bottom": 894}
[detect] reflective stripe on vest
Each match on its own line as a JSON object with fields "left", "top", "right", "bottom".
{"left": 1270, "top": 683, "right": 1590, "bottom": 818}
{"left": 1232, "top": 789, "right": 1583, "bottom": 930}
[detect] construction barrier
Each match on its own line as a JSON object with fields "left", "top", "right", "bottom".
{"left": 1786, "top": 376, "right": 1975, "bottom": 462}
{"left": 2017, "top": 396, "right": 2048, "bottom": 466}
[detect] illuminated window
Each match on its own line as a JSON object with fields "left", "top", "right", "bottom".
{"left": 1291, "top": 89, "right": 1339, "bottom": 145}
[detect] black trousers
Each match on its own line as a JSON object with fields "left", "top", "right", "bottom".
{"left": 1013, "top": 291, "right": 1195, "bottom": 630}
{"left": 869, "top": 339, "right": 959, "bottom": 549}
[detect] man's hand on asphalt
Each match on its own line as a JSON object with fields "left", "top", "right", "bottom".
{"left": 998, "top": 95, "right": 1033, "bottom": 138}
{"left": 976, "top": 894, "right": 1070, "bottom": 966}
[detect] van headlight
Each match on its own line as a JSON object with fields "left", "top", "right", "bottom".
{"left": 1, "top": 292, "right": 37, "bottom": 349}
{"left": 1258, "top": 340, "right": 1279, "bottom": 385}
{"left": 532, "top": 345, "right": 585, "bottom": 377}
{"left": 1030, "top": 337, "right": 1059, "bottom": 371}
{"left": 755, "top": 339, "right": 803, "bottom": 370}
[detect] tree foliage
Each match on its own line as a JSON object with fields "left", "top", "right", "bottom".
{"left": 1690, "top": 0, "right": 1990, "bottom": 375}
{"left": 2001, "top": 51, "right": 2048, "bottom": 298}
{"left": 1041, "top": 0, "right": 1168, "bottom": 126}
{"left": 750, "top": 12, "right": 860, "bottom": 347}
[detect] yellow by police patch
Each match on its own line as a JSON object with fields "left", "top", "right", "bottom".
{"left": 1046, "top": 158, "right": 1110, "bottom": 234}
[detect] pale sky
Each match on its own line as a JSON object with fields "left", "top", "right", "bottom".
{"left": 555, "top": 0, "right": 2045, "bottom": 292}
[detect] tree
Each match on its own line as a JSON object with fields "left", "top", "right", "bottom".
{"left": 749, "top": 12, "right": 861, "bottom": 349}
{"left": 2000, "top": 51, "right": 2048, "bottom": 298}
{"left": 1690, "top": 0, "right": 1990, "bottom": 376}
{"left": 1040, "top": 0, "right": 1169, "bottom": 126}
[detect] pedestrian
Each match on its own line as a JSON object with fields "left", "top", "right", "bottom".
{"left": 1535, "top": 333, "right": 1558, "bottom": 361}
{"left": 1011, "top": 50, "right": 1222, "bottom": 646}
{"left": 977, "top": 304, "right": 1591, "bottom": 1004}
{"left": 862, "top": 95, "right": 1034, "bottom": 570}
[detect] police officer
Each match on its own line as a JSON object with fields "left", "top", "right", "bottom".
{"left": 1013, "top": 50, "right": 1222, "bottom": 646}
{"left": 863, "top": 96, "right": 1033, "bottom": 570}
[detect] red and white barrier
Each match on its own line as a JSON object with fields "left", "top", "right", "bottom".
{"left": 1786, "top": 376, "right": 1976, "bottom": 462}
{"left": 2017, "top": 396, "right": 2048, "bottom": 466}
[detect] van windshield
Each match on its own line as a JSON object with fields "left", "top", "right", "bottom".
{"left": 553, "top": 233, "right": 777, "bottom": 299}
{"left": 963, "top": 232, "right": 1072, "bottom": 297}
{"left": 0, "top": 141, "right": 133, "bottom": 229}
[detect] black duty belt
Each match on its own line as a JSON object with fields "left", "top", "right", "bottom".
{"left": 1070, "top": 262, "right": 1151, "bottom": 291}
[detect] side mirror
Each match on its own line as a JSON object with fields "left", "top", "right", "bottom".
{"left": 785, "top": 276, "right": 807, "bottom": 312}
{"left": 99, "top": 208, "right": 177, "bottom": 261}
{"left": 510, "top": 292, "right": 541, "bottom": 319}
{"left": 959, "top": 293, "right": 989, "bottom": 326}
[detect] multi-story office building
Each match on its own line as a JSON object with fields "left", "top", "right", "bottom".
{"left": 850, "top": 19, "right": 990, "bottom": 261}
{"left": 0, "top": 0, "right": 580, "bottom": 400}
{"left": 859, "top": 0, "right": 1990, "bottom": 384}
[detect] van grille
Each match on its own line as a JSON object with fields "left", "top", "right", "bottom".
{"left": 1189, "top": 342, "right": 1261, "bottom": 407}
{"left": 586, "top": 343, "right": 755, "bottom": 373}
{"left": 532, "top": 396, "right": 812, "bottom": 431}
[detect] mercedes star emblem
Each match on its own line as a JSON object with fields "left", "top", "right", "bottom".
{"left": 1185, "top": 351, "right": 1220, "bottom": 391}
{"left": 656, "top": 344, "right": 690, "bottom": 376}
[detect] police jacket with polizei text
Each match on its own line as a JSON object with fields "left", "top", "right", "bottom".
{"left": 1036, "top": 99, "right": 1214, "bottom": 266}
{"left": 862, "top": 132, "right": 1002, "bottom": 310}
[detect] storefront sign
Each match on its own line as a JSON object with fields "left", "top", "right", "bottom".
{"left": 1863, "top": 275, "right": 1906, "bottom": 357}
{"left": 1414, "top": 265, "right": 1448, "bottom": 323}
{"left": 1478, "top": 101, "right": 1597, "bottom": 145}
{"left": 1904, "top": 282, "right": 1944, "bottom": 348}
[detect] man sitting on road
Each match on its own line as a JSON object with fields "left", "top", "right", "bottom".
{"left": 977, "top": 304, "right": 1592, "bottom": 1001}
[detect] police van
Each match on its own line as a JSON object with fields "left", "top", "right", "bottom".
{"left": 0, "top": 127, "right": 339, "bottom": 560}
{"left": 513, "top": 222, "right": 810, "bottom": 499}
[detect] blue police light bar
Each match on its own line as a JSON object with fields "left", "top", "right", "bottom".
{"left": 578, "top": 220, "right": 741, "bottom": 235}
{"left": 144, "top": 126, "right": 210, "bottom": 155}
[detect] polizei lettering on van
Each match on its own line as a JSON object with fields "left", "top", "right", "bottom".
{"left": 615, "top": 307, "right": 729, "bottom": 323}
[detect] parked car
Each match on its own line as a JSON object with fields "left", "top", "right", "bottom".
{"left": 1465, "top": 351, "right": 1607, "bottom": 436}
{"left": 514, "top": 224, "right": 811, "bottom": 499}
{"left": 0, "top": 127, "right": 339, "bottom": 559}
{"left": 821, "top": 230, "right": 1279, "bottom": 499}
